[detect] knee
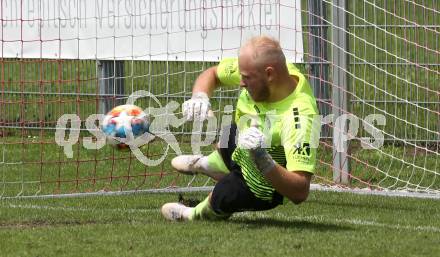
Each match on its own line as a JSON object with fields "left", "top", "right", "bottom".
{"left": 210, "top": 188, "right": 234, "bottom": 214}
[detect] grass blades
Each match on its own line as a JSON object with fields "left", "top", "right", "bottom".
{"left": 1, "top": 191, "right": 439, "bottom": 257}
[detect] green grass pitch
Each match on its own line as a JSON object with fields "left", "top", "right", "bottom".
{"left": 1, "top": 191, "right": 439, "bottom": 257}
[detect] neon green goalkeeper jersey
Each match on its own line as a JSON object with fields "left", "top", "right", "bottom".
{"left": 216, "top": 57, "right": 320, "bottom": 200}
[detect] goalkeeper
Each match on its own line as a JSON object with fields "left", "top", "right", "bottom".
{"left": 161, "top": 36, "right": 320, "bottom": 221}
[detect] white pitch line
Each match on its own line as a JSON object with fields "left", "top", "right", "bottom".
{"left": 6, "top": 203, "right": 440, "bottom": 233}
{"left": 6, "top": 203, "right": 159, "bottom": 214}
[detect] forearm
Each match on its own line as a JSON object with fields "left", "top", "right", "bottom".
{"left": 251, "top": 149, "right": 311, "bottom": 204}
{"left": 238, "top": 127, "right": 312, "bottom": 204}
{"left": 263, "top": 164, "right": 311, "bottom": 204}
{"left": 192, "top": 66, "right": 220, "bottom": 97}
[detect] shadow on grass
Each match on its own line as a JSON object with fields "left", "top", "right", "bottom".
{"left": 229, "top": 216, "right": 353, "bottom": 232}
{"left": 307, "top": 197, "right": 438, "bottom": 213}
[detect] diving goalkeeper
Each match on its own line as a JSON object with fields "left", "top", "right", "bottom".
{"left": 161, "top": 36, "right": 320, "bottom": 221}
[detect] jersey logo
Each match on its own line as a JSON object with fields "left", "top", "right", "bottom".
{"left": 293, "top": 143, "right": 311, "bottom": 157}
{"left": 292, "top": 107, "right": 301, "bottom": 129}
{"left": 225, "top": 64, "right": 237, "bottom": 76}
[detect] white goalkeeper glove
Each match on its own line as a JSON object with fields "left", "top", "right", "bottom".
{"left": 238, "top": 127, "right": 265, "bottom": 150}
{"left": 238, "top": 126, "right": 275, "bottom": 175}
{"left": 182, "top": 92, "right": 211, "bottom": 121}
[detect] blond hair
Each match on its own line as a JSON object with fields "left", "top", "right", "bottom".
{"left": 240, "top": 36, "right": 287, "bottom": 71}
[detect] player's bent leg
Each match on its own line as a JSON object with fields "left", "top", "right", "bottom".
{"left": 210, "top": 171, "right": 283, "bottom": 214}
{"left": 171, "top": 123, "right": 237, "bottom": 181}
{"left": 161, "top": 195, "right": 231, "bottom": 221}
{"left": 189, "top": 195, "right": 231, "bottom": 221}
{"left": 162, "top": 170, "right": 283, "bottom": 221}
{"left": 171, "top": 151, "right": 229, "bottom": 181}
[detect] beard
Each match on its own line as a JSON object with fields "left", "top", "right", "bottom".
{"left": 247, "top": 83, "right": 270, "bottom": 102}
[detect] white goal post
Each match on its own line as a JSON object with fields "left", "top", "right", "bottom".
{"left": 0, "top": 0, "right": 439, "bottom": 199}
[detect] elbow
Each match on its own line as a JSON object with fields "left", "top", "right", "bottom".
{"left": 287, "top": 190, "right": 310, "bottom": 205}
{"left": 289, "top": 195, "right": 308, "bottom": 205}
{"left": 286, "top": 171, "right": 312, "bottom": 205}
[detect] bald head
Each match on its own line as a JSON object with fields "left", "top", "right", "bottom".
{"left": 239, "top": 36, "right": 287, "bottom": 72}
{"left": 238, "top": 36, "right": 296, "bottom": 102}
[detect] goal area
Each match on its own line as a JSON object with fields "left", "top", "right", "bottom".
{"left": 0, "top": 0, "right": 439, "bottom": 199}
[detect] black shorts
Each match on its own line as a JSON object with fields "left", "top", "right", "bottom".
{"left": 210, "top": 124, "right": 283, "bottom": 214}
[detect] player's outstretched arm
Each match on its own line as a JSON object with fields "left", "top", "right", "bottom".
{"left": 192, "top": 66, "right": 220, "bottom": 97}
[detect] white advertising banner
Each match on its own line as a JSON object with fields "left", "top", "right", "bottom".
{"left": 1, "top": 0, "right": 304, "bottom": 62}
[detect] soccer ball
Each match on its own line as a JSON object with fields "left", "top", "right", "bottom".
{"left": 101, "top": 104, "right": 150, "bottom": 149}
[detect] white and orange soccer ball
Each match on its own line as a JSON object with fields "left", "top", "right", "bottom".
{"left": 101, "top": 104, "right": 150, "bottom": 150}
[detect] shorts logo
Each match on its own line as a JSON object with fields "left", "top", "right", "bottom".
{"left": 293, "top": 143, "right": 311, "bottom": 157}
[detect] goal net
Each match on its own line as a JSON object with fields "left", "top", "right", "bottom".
{"left": 0, "top": 0, "right": 438, "bottom": 198}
